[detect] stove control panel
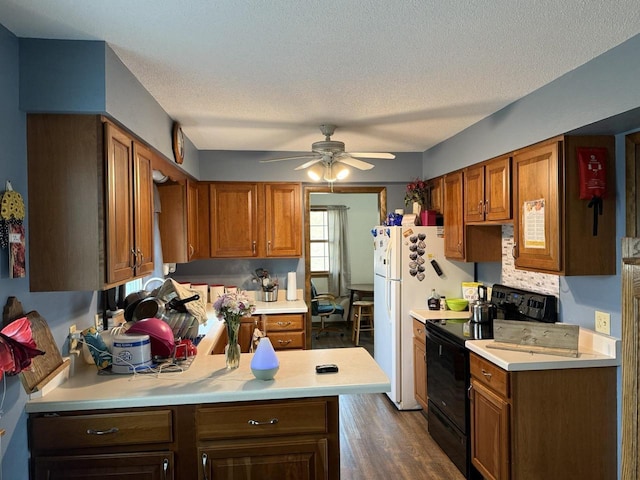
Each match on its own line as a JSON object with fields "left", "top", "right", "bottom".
{"left": 491, "top": 284, "right": 557, "bottom": 323}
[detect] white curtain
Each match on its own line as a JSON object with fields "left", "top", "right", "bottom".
{"left": 327, "top": 205, "right": 351, "bottom": 297}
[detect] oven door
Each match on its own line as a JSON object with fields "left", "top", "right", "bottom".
{"left": 425, "top": 324, "right": 469, "bottom": 432}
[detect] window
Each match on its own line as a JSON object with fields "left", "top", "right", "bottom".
{"left": 310, "top": 208, "right": 329, "bottom": 272}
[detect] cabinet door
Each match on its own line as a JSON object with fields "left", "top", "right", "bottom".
{"left": 470, "top": 379, "right": 510, "bottom": 480}
{"left": 133, "top": 142, "right": 155, "bottom": 276}
{"left": 513, "top": 141, "right": 561, "bottom": 271}
{"left": 443, "top": 172, "right": 465, "bottom": 259}
{"left": 464, "top": 164, "right": 485, "bottom": 222}
{"left": 485, "top": 156, "right": 511, "bottom": 222}
{"left": 200, "top": 439, "right": 327, "bottom": 480}
{"left": 105, "top": 123, "right": 135, "bottom": 284}
{"left": 428, "top": 176, "right": 444, "bottom": 214}
{"left": 210, "top": 183, "right": 259, "bottom": 257}
{"left": 264, "top": 183, "right": 302, "bottom": 257}
{"left": 413, "top": 337, "right": 427, "bottom": 410}
{"left": 33, "top": 452, "right": 173, "bottom": 480}
{"left": 187, "top": 180, "right": 210, "bottom": 260}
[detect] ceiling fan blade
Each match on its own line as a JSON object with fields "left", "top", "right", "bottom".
{"left": 337, "top": 156, "right": 375, "bottom": 171}
{"left": 294, "top": 158, "right": 324, "bottom": 170}
{"left": 348, "top": 152, "right": 396, "bottom": 159}
{"left": 260, "top": 153, "right": 321, "bottom": 163}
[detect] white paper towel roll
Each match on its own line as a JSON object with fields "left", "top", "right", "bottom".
{"left": 286, "top": 272, "right": 297, "bottom": 301}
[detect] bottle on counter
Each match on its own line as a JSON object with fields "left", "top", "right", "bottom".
{"left": 427, "top": 289, "right": 440, "bottom": 311}
{"left": 440, "top": 295, "right": 447, "bottom": 310}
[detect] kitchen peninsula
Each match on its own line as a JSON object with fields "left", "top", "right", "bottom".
{"left": 26, "top": 297, "right": 389, "bottom": 480}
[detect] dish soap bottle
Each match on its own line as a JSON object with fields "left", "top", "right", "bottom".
{"left": 428, "top": 289, "right": 440, "bottom": 310}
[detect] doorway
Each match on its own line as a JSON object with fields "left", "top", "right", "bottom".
{"left": 303, "top": 185, "right": 387, "bottom": 349}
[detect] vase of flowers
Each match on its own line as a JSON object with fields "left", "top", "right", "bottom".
{"left": 213, "top": 290, "right": 256, "bottom": 369}
{"left": 404, "top": 178, "right": 433, "bottom": 224}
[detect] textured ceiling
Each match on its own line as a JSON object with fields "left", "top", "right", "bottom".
{"left": 1, "top": 0, "right": 640, "bottom": 155}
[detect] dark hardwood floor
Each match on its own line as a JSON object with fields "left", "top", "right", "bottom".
{"left": 311, "top": 320, "right": 464, "bottom": 479}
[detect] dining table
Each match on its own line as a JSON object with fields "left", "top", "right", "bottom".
{"left": 346, "top": 283, "right": 374, "bottom": 322}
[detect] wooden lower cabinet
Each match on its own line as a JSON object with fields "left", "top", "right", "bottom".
{"left": 196, "top": 397, "right": 338, "bottom": 480}
{"left": 29, "top": 397, "right": 340, "bottom": 480}
{"left": 412, "top": 319, "right": 427, "bottom": 410}
{"left": 33, "top": 452, "right": 174, "bottom": 480}
{"left": 262, "top": 313, "right": 306, "bottom": 350}
{"left": 469, "top": 353, "right": 617, "bottom": 480}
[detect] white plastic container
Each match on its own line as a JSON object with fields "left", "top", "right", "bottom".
{"left": 112, "top": 334, "right": 152, "bottom": 374}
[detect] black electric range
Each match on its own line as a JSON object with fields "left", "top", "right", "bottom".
{"left": 423, "top": 284, "right": 557, "bottom": 479}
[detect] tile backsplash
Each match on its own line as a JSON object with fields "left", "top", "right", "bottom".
{"left": 501, "top": 224, "right": 559, "bottom": 297}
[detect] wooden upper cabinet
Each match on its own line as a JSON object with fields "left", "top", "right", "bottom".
{"left": 427, "top": 176, "right": 444, "bottom": 214}
{"left": 264, "top": 183, "right": 302, "bottom": 257}
{"left": 132, "top": 141, "right": 155, "bottom": 277}
{"left": 209, "top": 182, "right": 301, "bottom": 258}
{"left": 27, "top": 114, "right": 156, "bottom": 291}
{"left": 105, "top": 125, "right": 154, "bottom": 284}
{"left": 158, "top": 179, "right": 210, "bottom": 263}
{"left": 464, "top": 155, "right": 511, "bottom": 224}
{"left": 443, "top": 171, "right": 465, "bottom": 260}
{"left": 512, "top": 135, "right": 615, "bottom": 275}
{"left": 210, "top": 182, "right": 259, "bottom": 257}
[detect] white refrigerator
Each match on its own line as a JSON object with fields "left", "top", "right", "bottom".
{"left": 373, "top": 225, "right": 474, "bottom": 410}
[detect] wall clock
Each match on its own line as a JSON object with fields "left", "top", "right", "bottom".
{"left": 172, "top": 121, "right": 184, "bottom": 164}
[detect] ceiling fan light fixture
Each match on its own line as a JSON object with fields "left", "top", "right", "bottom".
{"left": 334, "top": 164, "right": 350, "bottom": 180}
{"left": 307, "top": 164, "right": 325, "bottom": 182}
{"left": 323, "top": 163, "right": 350, "bottom": 183}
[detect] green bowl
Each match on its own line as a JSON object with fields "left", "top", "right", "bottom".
{"left": 446, "top": 298, "right": 469, "bottom": 311}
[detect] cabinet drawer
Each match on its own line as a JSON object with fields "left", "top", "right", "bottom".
{"left": 263, "top": 314, "right": 304, "bottom": 332}
{"left": 30, "top": 410, "right": 173, "bottom": 451}
{"left": 470, "top": 353, "right": 509, "bottom": 398}
{"left": 413, "top": 319, "right": 426, "bottom": 341}
{"left": 267, "top": 331, "right": 305, "bottom": 349}
{"left": 196, "top": 399, "right": 328, "bottom": 440}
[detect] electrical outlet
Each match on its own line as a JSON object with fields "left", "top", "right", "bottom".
{"left": 95, "top": 313, "right": 102, "bottom": 330}
{"left": 595, "top": 311, "right": 611, "bottom": 335}
{"left": 68, "top": 324, "right": 78, "bottom": 351}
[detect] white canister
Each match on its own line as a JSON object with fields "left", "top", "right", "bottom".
{"left": 210, "top": 284, "right": 225, "bottom": 302}
{"left": 191, "top": 283, "right": 209, "bottom": 304}
{"left": 112, "top": 334, "right": 152, "bottom": 374}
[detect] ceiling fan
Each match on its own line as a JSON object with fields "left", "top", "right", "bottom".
{"left": 260, "top": 124, "right": 395, "bottom": 182}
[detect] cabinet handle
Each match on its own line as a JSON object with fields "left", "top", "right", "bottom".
{"left": 457, "top": 242, "right": 462, "bottom": 253}
{"left": 189, "top": 244, "right": 195, "bottom": 259}
{"left": 277, "top": 339, "right": 292, "bottom": 345}
{"left": 137, "top": 248, "right": 144, "bottom": 267}
{"left": 512, "top": 242, "right": 518, "bottom": 259}
{"left": 484, "top": 200, "right": 489, "bottom": 214}
{"left": 86, "top": 427, "right": 119, "bottom": 435}
{"left": 481, "top": 368, "right": 492, "bottom": 379}
{"left": 252, "top": 240, "right": 257, "bottom": 254}
{"left": 248, "top": 418, "right": 279, "bottom": 426}
{"left": 478, "top": 200, "right": 483, "bottom": 212}
{"left": 130, "top": 248, "right": 137, "bottom": 268}
{"left": 201, "top": 452, "right": 209, "bottom": 480}
{"left": 267, "top": 240, "right": 271, "bottom": 254}
{"left": 162, "top": 458, "right": 169, "bottom": 480}
{"left": 276, "top": 321, "right": 292, "bottom": 327}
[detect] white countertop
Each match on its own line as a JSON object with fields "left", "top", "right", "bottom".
{"left": 27, "top": 294, "right": 388, "bottom": 413}
{"left": 409, "top": 309, "right": 621, "bottom": 372}
{"left": 466, "top": 329, "right": 620, "bottom": 371}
